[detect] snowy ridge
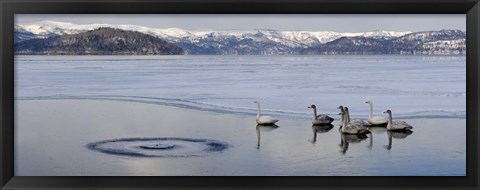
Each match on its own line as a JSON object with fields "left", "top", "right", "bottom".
{"left": 361, "top": 30, "right": 411, "bottom": 39}
{"left": 16, "top": 20, "right": 192, "bottom": 40}
{"left": 16, "top": 20, "right": 412, "bottom": 46}
{"left": 15, "top": 20, "right": 466, "bottom": 55}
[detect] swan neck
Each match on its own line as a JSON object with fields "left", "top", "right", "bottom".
{"left": 339, "top": 110, "right": 344, "bottom": 126}
{"left": 387, "top": 112, "right": 393, "bottom": 129}
{"left": 368, "top": 102, "right": 373, "bottom": 118}
{"left": 341, "top": 113, "right": 347, "bottom": 132}
{"left": 313, "top": 107, "right": 318, "bottom": 119}
{"left": 346, "top": 110, "right": 351, "bottom": 123}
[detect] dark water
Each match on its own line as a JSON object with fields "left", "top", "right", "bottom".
{"left": 15, "top": 99, "right": 465, "bottom": 176}
{"left": 87, "top": 137, "right": 231, "bottom": 158}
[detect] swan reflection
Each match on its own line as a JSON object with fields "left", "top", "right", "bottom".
{"left": 256, "top": 124, "right": 279, "bottom": 149}
{"left": 339, "top": 133, "right": 368, "bottom": 154}
{"left": 367, "top": 133, "right": 373, "bottom": 149}
{"left": 384, "top": 130, "right": 413, "bottom": 150}
{"left": 311, "top": 124, "right": 334, "bottom": 143}
{"left": 367, "top": 126, "right": 387, "bottom": 134}
{"left": 365, "top": 126, "right": 387, "bottom": 149}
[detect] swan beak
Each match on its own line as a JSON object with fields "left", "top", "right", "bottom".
{"left": 308, "top": 106, "right": 311, "bottom": 108}
{"left": 383, "top": 111, "right": 386, "bottom": 114}
{"left": 365, "top": 101, "right": 368, "bottom": 103}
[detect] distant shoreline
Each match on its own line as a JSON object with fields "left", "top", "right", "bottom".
{"left": 15, "top": 23, "right": 465, "bottom": 56}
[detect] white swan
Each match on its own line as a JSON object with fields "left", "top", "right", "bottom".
{"left": 339, "top": 107, "right": 370, "bottom": 135}
{"left": 383, "top": 110, "right": 413, "bottom": 131}
{"left": 254, "top": 101, "right": 279, "bottom": 125}
{"left": 344, "top": 107, "right": 369, "bottom": 126}
{"left": 308, "top": 104, "right": 334, "bottom": 125}
{"left": 365, "top": 100, "right": 388, "bottom": 126}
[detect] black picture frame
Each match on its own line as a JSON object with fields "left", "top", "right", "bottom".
{"left": 1, "top": 0, "right": 478, "bottom": 189}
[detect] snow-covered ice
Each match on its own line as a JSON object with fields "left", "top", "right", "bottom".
{"left": 14, "top": 55, "right": 466, "bottom": 120}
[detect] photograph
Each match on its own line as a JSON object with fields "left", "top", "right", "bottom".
{"left": 13, "top": 14, "right": 466, "bottom": 176}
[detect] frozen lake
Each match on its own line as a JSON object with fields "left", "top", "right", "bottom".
{"left": 14, "top": 55, "right": 466, "bottom": 176}
{"left": 15, "top": 55, "right": 466, "bottom": 119}
{"left": 15, "top": 99, "right": 466, "bottom": 176}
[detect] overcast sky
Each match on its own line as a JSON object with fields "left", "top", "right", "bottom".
{"left": 16, "top": 14, "right": 465, "bottom": 32}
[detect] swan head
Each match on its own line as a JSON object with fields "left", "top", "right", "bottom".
{"left": 337, "top": 105, "right": 343, "bottom": 110}
{"left": 308, "top": 104, "right": 316, "bottom": 109}
{"left": 365, "top": 100, "right": 372, "bottom": 104}
{"left": 383, "top": 110, "right": 392, "bottom": 114}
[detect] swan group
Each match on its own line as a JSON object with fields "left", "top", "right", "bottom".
{"left": 252, "top": 100, "right": 413, "bottom": 152}
{"left": 253, "top": 100, "right": 413, "bottom": 132}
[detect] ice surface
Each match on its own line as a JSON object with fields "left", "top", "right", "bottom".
{"left": 14, "top": 99, "right": 466, "bottom": 176}
{"left": 14, "top": 55, "right": 466, "bottom": 120}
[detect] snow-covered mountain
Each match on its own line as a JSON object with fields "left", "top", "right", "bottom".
{"left": 301, "top": 29, "right": 465, "bottom": 55}
{"left": 15, "top": 27, "right": 184, "bottom": 55}
{"left": 15, "top": 20, "right": 464, "bottom": 55}
{"left": 16, "top": 20, "right": 192, "bottom": 41}
{"left": 15, "top": 20, "right": 410, "bottom": 46}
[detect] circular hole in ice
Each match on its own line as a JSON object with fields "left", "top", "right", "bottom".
{"left": 87, "top": 137, "right": 231, "bottom": 158}
{"left": 139, "top": 144, "right": 177, "bottom": 150}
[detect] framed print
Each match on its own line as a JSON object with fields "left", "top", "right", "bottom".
{"left": 1, "top": 0, "right": 479, "bottom": 189}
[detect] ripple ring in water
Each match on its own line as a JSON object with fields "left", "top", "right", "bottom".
{"left": 87, "top": 137, "right": 231, "bottom": 158}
